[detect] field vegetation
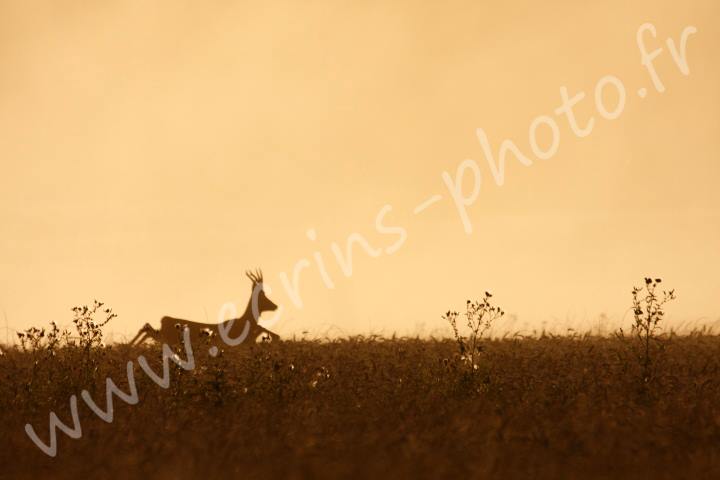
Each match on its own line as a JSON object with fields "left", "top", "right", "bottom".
{"left": 2, "top": 281, "right": 719, "bottom": 479}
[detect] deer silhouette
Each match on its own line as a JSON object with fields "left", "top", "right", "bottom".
{"left": 128, "top": 270, "right": 279, "bottom": 347}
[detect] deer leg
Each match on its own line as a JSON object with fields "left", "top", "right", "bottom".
{"left": 129, "top": 324, "right": 161, "bottom": 346}
{"left": 128, "top": 324, "right": 151, "bottom": 346}
{"left": 257, "top": 326, "right": 280, "bottom": 343}
{"left": 143, "top": 328, "right": 163, "bottom": 344}
{"left": 132, "top": 332, "right": 150, "bottom": 346}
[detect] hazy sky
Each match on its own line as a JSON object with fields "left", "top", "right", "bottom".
{"left": 1, "top": 0, "right": 718, "bottom": 341}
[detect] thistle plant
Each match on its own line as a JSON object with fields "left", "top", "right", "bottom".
{"left": 71, "top": 300, "right": 116, "bottom": 351}
{"left": 17, "top": 327, "right": 45, "bottom": 352}
{"left": 443, "top": 292, "right": 504, "bottom": 373}
{"left": 16, "top": 321, "right": 68, "bottom": 355}
{"left": 630, "top": 277, "right": 676, "bottom": 381}
{"left": 69, "top": 300, "right": 116, "bottom": 388}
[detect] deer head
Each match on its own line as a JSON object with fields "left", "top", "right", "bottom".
{"left": 246, "top": 269, "right": 278, "bottom": 317}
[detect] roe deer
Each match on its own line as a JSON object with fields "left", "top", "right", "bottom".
{"left": 128, "top": 270, "right": 279, "bottom": 348}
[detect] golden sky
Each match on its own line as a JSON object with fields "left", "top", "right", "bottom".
{"left": 1, "top": 0, "right": 718, "bottom": 341}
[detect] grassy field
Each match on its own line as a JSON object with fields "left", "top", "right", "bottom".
{"left": 2, "top": 334, "right": 720, "bottom": 479}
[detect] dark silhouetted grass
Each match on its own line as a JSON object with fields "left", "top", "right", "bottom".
{"left": 2, "top": 335, "right": 720, "bottom": 479}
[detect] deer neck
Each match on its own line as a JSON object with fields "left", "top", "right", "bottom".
{"left": 241, "top": 298, "right": 260, "bottom": 325}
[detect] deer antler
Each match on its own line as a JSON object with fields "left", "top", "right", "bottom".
{"left": 246, "top": 269, "right": 264, "bottom": 284}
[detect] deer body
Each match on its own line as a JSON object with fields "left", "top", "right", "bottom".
{"left": 128, "top": 270, "right": 279, "bottom": 347}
